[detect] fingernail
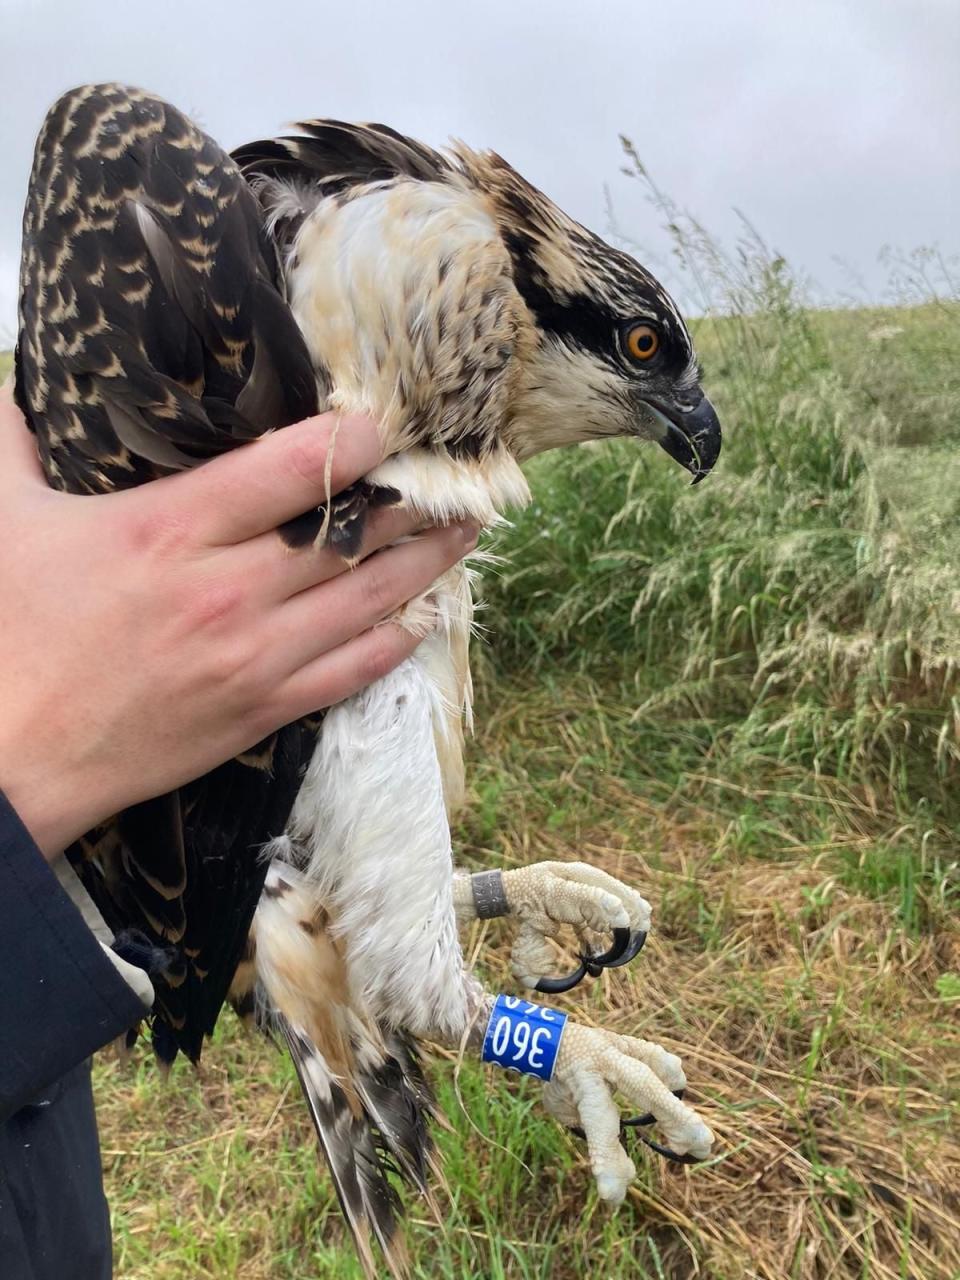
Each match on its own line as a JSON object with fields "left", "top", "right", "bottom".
{"left": 459, "top": 523, "right": 480, "bottom": 549}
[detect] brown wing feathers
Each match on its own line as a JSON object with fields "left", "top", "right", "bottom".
{"left": 232, "top": 119, "right": 450, "bottom": 194}
{"left": 17, "top": 86, "right": 444, "bottom": 1272}
{"left": 17, "top": 85, "right": 318, "bottom": 489}
{"left": 15, "top": 83, "right": 321, "bottom": 1062}
{"left": 254, "top": 869, "right": 439, "bottom": 1276}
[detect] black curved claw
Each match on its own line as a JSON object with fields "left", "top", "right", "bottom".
{"left": 625, "top": 1088, "right": 702, "bottom": 1163}
{"left": 587, "top": 926, "right": 632, "bottom": 968}
{"left": 620, "top": 1088, "right": 684, "bottom": 1131}
{"left": 534, "top": 959, "right": 590, "bottom": 995}
{"left": 598, "top": 930, "right": 647, "bottom": 969}
{"left": 533, "top": 929, "right": 647, "bottom": 994}
{"left": 566, "top": 1126, "right": 700, "bottom": 1165}
{"left": 567, "top": 1089, "right": 685, "bottom": 1142}
{"left": 621, "top": 1111, "right": 655, "bottom": 1129}
{"left": 636, "top": 1134, "right": 701, "bottom": 1165}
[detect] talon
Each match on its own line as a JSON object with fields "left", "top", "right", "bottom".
{"left": 596, "top": 930, "right": 647, "bottom": 970}
{"left": 533, "top": 929, "right": 647, "bottom": 993}
{"left": 534, "top": 959, "right": 590, "bottom": 994}
{"left": 636, "top": 1133, "right": 701, "bottom": 1165}
{"left": 621, "top": 1112, "right": 655, "bottom": 1128}
{"left": 620, "top": 1088, "right": 684, "bottom": 1130}
{"left": 569, "top": 1088, "right": 686, "bottom": 1140}
{"left": 586, "top": 926, "right": 632, "bottom": 968}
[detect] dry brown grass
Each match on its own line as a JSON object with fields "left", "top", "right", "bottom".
{"left": 458, "top": 766, "right": 960, "bottom": 1280}
{"left": 95, "top": 692, "right": 960, "bottom": 1279}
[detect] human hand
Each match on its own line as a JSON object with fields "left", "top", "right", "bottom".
{"left": 0, "top": 386, "right": 476, "bottom": 857}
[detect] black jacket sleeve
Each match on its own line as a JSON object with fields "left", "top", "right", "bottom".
{"left": 0, "top": 792, "right": 147, "bottom": 1121}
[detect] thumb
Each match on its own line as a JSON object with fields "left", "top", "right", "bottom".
{"left": 0, "top": 377, "right": 48, "bottom": 488}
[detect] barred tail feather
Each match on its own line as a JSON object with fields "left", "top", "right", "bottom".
{"left": 252, "top": 863, "right": 439, "bottom": 1278}
{"left": 282, "top": 1017, "right": 408, "bottom": 1280}
{"left": 353, "top": 1027, "right": 443, "bottom": 1205}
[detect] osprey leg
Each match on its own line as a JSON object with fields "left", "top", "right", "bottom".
{"left": 452, "top": 862, "right": 651, "bottom": 992}
{"left": 472, "top": 997, "right": 714, "bottom": 1194}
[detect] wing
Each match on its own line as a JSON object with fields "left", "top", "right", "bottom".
{"left": 231, "top": 120, "right": 452, "bottom": 260}
{"left": 16, "top": 83, "right": 322, "bottom": 490}
{"left": 232, "top": 118, "right": 450, "bottom": 194}
{"left": 14, "top": 83, "right": 322, "bottom": 1061}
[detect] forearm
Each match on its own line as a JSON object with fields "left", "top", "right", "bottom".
{"left": 0, "top": 793, "right": 150, "bottom": 1120}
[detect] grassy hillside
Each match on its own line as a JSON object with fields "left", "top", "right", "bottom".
{"left": 6, "top": 223, "right": 959, "bottom": 1276}
{"left": 90, "top": 284, "right": 959, "bottom": 1280}
{"left": 480, "top": 294, "right": 960, "bottom": 931}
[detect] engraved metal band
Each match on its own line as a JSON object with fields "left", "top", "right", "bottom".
{"left": 471, "top": 869, "right": 509, "bottom": 919}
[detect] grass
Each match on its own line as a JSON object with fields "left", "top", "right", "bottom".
{"left": 94, "top": 704, "right": 960, "bottom": 1279}
{"left": 93, "top": 258, "right": 960, "bottom": 1279}
{"left": 11, "top": 158, "right": 960, "bottom": 1275}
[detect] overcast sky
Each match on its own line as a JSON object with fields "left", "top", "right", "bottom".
{"left": 1, "top": 0, "right": 957, "bottom": 343}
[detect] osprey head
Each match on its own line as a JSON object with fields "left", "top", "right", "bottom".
{"left": 481, "top": 156, "right": 721, "bottom": 481}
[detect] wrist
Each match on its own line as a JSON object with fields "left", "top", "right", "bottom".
{"left": 0, "top": 752, "right": 100, "bottom": 859}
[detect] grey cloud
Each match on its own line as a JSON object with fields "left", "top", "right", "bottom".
{"left": 1, "top": 0, "right": 957, "bottom": 338}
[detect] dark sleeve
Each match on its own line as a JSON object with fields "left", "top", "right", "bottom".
{"left": 0, "top": 792, "right": 148, "bottom": 1121}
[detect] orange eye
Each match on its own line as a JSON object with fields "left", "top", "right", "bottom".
{"left": 625, "top": 323, "right": 660, "bottom": 362}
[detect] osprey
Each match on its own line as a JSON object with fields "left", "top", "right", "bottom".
{"left": 16, "top": 84, "right": 718, "bottom": 1274}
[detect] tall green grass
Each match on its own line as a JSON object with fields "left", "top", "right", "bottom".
{"left": 480, "top": 143, "right": 959, "bottom": 922}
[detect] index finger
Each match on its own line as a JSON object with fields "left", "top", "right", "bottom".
{"left": 128, "top": 411, "right": 385, "bottom": 547}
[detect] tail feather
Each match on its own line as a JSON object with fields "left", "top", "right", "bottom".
{"left": 254, "top": 863, "right": 440, "bottom": 1278}
{"left": 283, "top": 1018, "right": 408, "bottom": 1280}
{"left": 356, "top": 1029, "right": 444, "bottom": 1200}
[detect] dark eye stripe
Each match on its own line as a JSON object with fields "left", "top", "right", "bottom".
{"left": 504, "top": 230, "right": 695, "bottom": 376}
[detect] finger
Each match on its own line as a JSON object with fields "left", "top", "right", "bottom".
{"left": 603, "top": 1049, "right": 713, "bottom": 1159}
{"left": 232, "top": 498, "right": 432, "bottom": 606}
{"left": 125, "top": 412, "right": 385, "bottom": 547}
{"left": 567, "top": 1070, "right": 636, "bottom": 1204}
{"left": 274, "top": 619, "right": 429, "bottom": 723}
{"left": 0, "top": 381, "right": 47, "bottom": 488}
{"left": 267, "top": 524, "right": 476, "bottom": 677}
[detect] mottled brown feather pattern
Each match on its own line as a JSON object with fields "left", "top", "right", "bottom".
{"left": 254, "top": 868, "right": 436, "bottom": 1277}
{"left": 17, "top": 85, "right": 715, "bottom": 1275}
{"left": 235, "top": 120, "right": 700, "bottom": 474}
{"left": 15, "top": 84, "right": 322, "bottom": 1063}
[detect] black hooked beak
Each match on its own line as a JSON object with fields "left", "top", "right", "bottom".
{"left": 643, "top": 390, "right": 722, "bottom": 485}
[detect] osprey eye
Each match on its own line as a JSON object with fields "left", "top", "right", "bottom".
{"left": 624, "top": 323, "right": 660, "bottom": 363}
